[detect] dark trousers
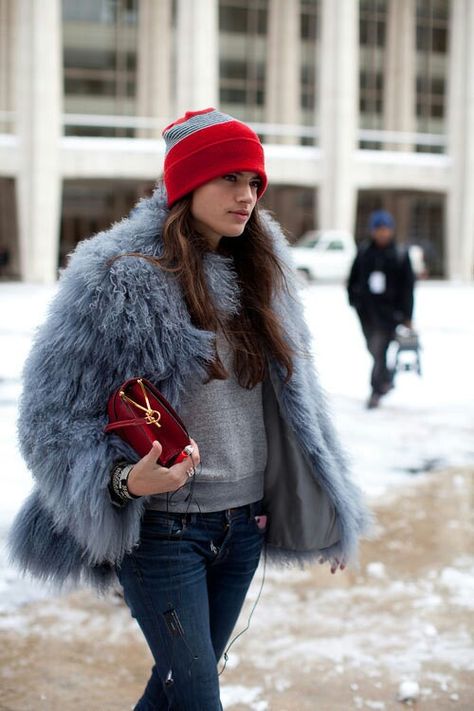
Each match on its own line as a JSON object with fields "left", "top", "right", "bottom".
{"left": 117, "top": 502, "right": 265, "bottom": 711}
{"left": 360, "top": 323, "right": 395, "bottom": 395}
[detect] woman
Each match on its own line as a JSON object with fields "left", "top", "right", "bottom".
{"left": 9, "top": 108, "right": 371, "bottom": 710}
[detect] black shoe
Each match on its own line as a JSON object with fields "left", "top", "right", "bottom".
{"left": 366, "top": 392, "right": 380, "bottom": 409}
{"left": 379, "top": 381, "right": 394, "bottom": 395}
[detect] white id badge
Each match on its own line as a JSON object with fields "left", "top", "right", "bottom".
{"left": 368, "top": 271, "right": 386, "bottom": 294}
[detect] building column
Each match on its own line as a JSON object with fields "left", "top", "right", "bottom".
{"left": 0, "top": 1, "right": 19, "bottom": 276}
{"left": 175, "top": 0, "right": 219, "bottom": 114}
{"left": 137, "top": 0, "right": 172, "bottom": 136}
{"left": 0, "top": 0, "right": 15, "bottom": 133}
{"left": 318, "top": 0, "right": 358, "bottom": 232}
{"left": 265, "top": 0, "right": 301, "bottom": 143}
{"left": 15, "top": 0, "right": 62, "bottom": 283}
{"left": 383, "top": 0, "right": 416, "bottom": 150}
{"left": 446, "top": 0, "right": 474, "bottom": 280}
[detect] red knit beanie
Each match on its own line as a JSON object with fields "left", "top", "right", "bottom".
{"left": 162, "top": 107, "right": 268, "bottom": 207}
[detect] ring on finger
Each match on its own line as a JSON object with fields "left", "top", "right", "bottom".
{"left": 186, "top": 468, "right": 194, "bottom": 478}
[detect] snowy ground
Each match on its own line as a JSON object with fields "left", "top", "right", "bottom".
{"left": 301, "top": 280, "right": 474, "bottom": 499}
{"left": 1, "top": 280, "right": 473, "bottom": 710}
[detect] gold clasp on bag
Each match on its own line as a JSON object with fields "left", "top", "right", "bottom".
{"left": 119, "top": 378, "right": 162, "bottom": 427}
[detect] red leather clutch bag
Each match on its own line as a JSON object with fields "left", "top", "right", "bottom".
{"left": 104, "top": 378, "right": 191, "bottom": 467}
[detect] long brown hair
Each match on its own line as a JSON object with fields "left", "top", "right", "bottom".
{"left": 125, "top": 193, "right": 294, "bottom": 388}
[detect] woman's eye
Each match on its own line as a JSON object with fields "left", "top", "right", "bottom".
{"left": 223, "top": 174, "right": 237, "bottom": 182}
{"left": 250, "top": 180, "right": 261, "bottom": 190}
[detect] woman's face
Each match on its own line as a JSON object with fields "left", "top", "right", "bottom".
{"left": 190, "top": 172, "right": 261, "bottom": 250}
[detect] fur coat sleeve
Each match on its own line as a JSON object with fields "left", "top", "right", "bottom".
{"left": 8, "top": 193, "right": 216, "bottom": 588}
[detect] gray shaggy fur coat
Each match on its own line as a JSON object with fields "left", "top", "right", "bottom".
{"left": 8, "top": 185, "right": 371, "bottom": 590}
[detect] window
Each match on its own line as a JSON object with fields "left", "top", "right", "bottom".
{"left": 300, "top": 0, "right": 319, "bottom": 136}
{"left": 327, "top": 240, "right": 345, "bottom": 251}
{"left": 63, "top": 0, "right": 139, "bottom": 136}
{"left": 63, "top": 0, "right": 116, "bottom": 23}
{"left": 301, "top": 65, "right": 315, "bottom": 111}
{"left": 416, "top": 0, "right": 449, "bottom": 53}
{"left": 218, "top": 1, "right": 268, "bottom": 120}
{"left": 359, "top": 0, "right": 387, "bottom": 133}
{"left": 62, "top": 0, "right": 138, "bottom": 24}
{"left": 416, "top": 76, "right": 445, "bottom": 120}
{"left": 219, "top": 3, "right": 267, "bottom": 34}
{"left": 300, "top": 0, "right": 318, "bottom": 41}
{"left": 359, "top": 0, "right": 387, "bottom": 48}
{"left": 416, "top": 0, "right": 449, "bottom": 137}
{"left": 359, "top": 70, "right": 384, "bottom": 116}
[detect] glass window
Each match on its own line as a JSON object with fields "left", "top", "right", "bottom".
{"left": 63, "top": 0, "right": 139, "bottom": 137}
{"left": 416, "top": 76, "right": 445, "bottom": 119}
{"left": 219, "top": 1, "right": 267, "bottom": 34}
{"left": 416, "top": 0, "right": 449, "bottom": 53}
{"left": 416, "top": 21, "right": 447, "bottom": 52}
{"left": 63, "top": 0, "right": 138, "bottom": 24}
{"left": 300, "top": 0, "right": 318, "bottom": 41}
{"left": 0, "top": 1, "right": 15, "bottom": 134}
{"left": 220, "top": 6, "right": 248, "bottom": 33}
{"left": 63, "top": 0, "right": 116, "bottom": 23}
{"left": 359, "top": 71, "right": 384, "bottom": 118}
{"left": 359, "top": 0, "right": 387, "bottom": 135}
{"left": 261, "top": 186, "right": 316, "bottom": 241}
{"left": 300, "top": 0, "right": 319, "bottom": 139}
{"left": 220, "top": 59, "right": 248, "bottom": 80}
{"left": 360, "top": 0, "right": 387, "bottom": 47}
{"left": 416, "top": 0, "right": 449, "bottom": 137}
{"left": 301, "top": 65, "right": 316, "bottom": 111}
{"left": 218, "top": 1, "right": 268, "bottom": 121}
{"left": 60, "top": 180, "right": 154, "bottom": 264}
{"left": 220, "top": 87, "right": 248, "bottom": 104}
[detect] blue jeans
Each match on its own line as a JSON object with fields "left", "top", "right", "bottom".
{"left": 117, "top": 502, "right": 265, "bottom": 711}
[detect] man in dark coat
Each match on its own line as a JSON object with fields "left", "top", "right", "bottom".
{"left": 347, "top": 210, "right": 415, "bottom": 408}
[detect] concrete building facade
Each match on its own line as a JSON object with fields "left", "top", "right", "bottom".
{"left": 0, "top": 0, "right": 472, "bottom": 282}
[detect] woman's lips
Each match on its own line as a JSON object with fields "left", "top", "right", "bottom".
{"left": 229, "top": 211, "right": 249, "bottom": 222}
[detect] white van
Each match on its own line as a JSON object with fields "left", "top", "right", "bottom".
{"left": 291, "top": 230, "right": 356, "bottom": 281}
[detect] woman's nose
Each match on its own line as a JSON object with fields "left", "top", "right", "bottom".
{"left": 237, "top": 185, "right": 254, "bottom": 204}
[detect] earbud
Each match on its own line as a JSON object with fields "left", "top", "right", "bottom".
{"left": 165, "top": 669, "right": 174, "bottom": 687}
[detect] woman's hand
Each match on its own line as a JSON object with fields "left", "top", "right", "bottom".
{"left": 320, "top": 556, "right": 346, "bottom": 575}
{"left": 330, "top": 557, "right": 346, "bottom": 574}
{"left": 127, "top": 439, "right": 200, "bottom": 497}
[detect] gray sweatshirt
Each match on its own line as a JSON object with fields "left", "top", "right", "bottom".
{"left": 146, "top": 334, "right": 267, "bottom": 512}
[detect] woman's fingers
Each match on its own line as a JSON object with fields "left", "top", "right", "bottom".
{"left": 330, "top": 557, "right": 346, "bottom": 574}
{"left": 169, "top": 439, "right": 200, "bottom": 476}
{"left": 188, "top": 438, "right": 200, "bottom": 466}
{"left": 126, "top": 441, "right": 166, "bottom": 496}
{"left": 127, "top": 439, "right": 200, "bottom": 496}
{"left": 145, "top": 439, "right": 163, "bottom": 464}
{"left": 320, "top": 555, "right": 346, "bottom": 574}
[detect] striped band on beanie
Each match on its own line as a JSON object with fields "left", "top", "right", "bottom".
{"left": 162, "top": 107, "right": 268, "bottom": 207}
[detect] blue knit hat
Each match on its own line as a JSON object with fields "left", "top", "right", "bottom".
{"left": 368, "top": 210, "right": 395, "bottom": 231}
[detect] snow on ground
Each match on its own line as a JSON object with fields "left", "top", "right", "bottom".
{"left": 301, "top": 280, "right": 474, "bottom": 499}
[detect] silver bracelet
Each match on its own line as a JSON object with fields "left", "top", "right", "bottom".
{"left": 111, "top": 462, "right": 138, "bottom": 501}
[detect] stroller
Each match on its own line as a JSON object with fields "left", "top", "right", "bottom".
{"left": 390, "top": 325, "right": 422, "bottom": 376}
